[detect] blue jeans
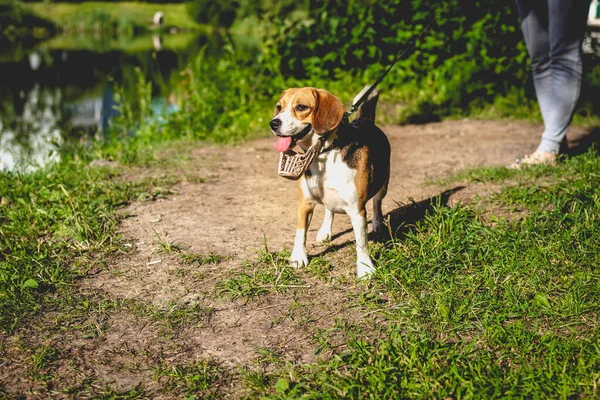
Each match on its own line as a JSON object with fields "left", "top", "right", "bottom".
{"left": 516, "top": 0, "right": 590, "bottom": 154}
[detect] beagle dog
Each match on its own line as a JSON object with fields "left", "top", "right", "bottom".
{"left": 270, "top": 86, "right": 390, "bottom": 278}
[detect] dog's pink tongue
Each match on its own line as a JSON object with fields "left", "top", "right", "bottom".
{"left": 275, "top": 136, "right": 293, "bottom": 152}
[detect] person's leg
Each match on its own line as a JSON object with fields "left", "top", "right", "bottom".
{"left": 537, "top": 0, "right": 590, "bottom": 154}
{"left": 517, "top": 0, "right": 553, "bottom": 146}
{"left": 517, "top": 1, "right": 556, "bottom": 151}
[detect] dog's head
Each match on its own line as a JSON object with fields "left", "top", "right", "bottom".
{"left": 270, "top": 87, "right": 345, "bottom": 152}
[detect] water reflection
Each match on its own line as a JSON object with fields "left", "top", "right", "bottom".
{"left": 0, "top": 31, "right": 234, "bottom": 171}
{"left": 0, "top": 84, "right": 61, "bottom": 171}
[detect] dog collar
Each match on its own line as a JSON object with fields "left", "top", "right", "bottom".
{"left": 320, "top": 136, "right": 338, "bottom": 154}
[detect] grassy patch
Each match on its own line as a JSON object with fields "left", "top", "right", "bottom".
{"left": 121, "top": 298, "right": 214, "bottom": 336}
{"left": 26, "top": 2, "right": 201, "bottom": 32}
{"left": 154, "top": 358, "right": 227, "bottom": 399}
{"left": 247, "top": 150, "right": 600, "bottom": 398}
{"left": 182, "top": 252, "right": 230, "bottom": 266}
{"left": 240, "top": 366, "right": 275, "bottom": 397}
{"left": 28, "top": 344, "right": 59, "bottom": 381}
{"left": 304, "top": 255, "right": 335, "bottom": 282}
{"left": 150, "top": 302, "right": 214, "bottom": 334}
{"left": 3, "top": 143, "right": 600, "bottom": 398}
{"left": 0, "top": 158, "right": 181, "bottom": 334}
{"left": 154, "top": 231, "right": 184, "bottom": 254}
{"left": 216, "top": 247, "right": 307, "bottom": 301}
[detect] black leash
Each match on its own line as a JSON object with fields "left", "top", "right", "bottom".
{"left": 342, "top": 0, "right": 454, "bottom": 123}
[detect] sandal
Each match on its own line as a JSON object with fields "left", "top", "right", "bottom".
{"left": 509, "top": 150, "right": 556, "bottom": 169}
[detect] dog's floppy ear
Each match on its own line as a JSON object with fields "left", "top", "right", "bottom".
{"left": 312, "top": 89, "right": 345, "bottom": 135}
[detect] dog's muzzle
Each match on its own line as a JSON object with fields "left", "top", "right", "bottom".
{"left": 278, "top": 139, "right": 324, "bottom": 180}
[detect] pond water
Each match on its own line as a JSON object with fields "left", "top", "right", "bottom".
{"left": 0, "top": 31, "right": 254, "bottom": 171}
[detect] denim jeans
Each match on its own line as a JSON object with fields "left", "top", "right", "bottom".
{"left": 516, "top": 0, "right": 591, "bottom": 154}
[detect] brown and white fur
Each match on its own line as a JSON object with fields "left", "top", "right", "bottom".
{"left": 270, "top": 86, "right": 390, "bottom": 278}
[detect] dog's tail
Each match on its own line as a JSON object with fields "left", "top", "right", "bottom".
{"left": 353, "top": 85, "right": 379, "bottom": 123}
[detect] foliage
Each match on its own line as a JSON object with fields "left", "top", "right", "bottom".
{"left": 580, "top": 33, "right": 600, "bottom": 119}
{"left": 167, "top": 44, "right": 266, "bottom": 141}
{"left": 111, "top": 66, "right": 153, "bottom": 137}
{"left": 269, "top": 0, "right": 598, "bottom": 122}
{"left": 103, "top": 42, "right": 282, "bottom": 163}
{"left": 60, "top": 8, "right": 137, "bottom": 35}
{"left": 12, "top": 0, "right": 600, "bottom": 133}
{"left": 235, "top": 0, "right": 309, "bottom": 21}
{"left": 0, "top": 1, "right": 54, "bottom": 42}
{"left": 185, "top": 0, "right": 238, "bottom": 29}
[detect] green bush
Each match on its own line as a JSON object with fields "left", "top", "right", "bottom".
{"left": 186, "top": 0, "right": 238, "bottom": 28}
{"left": 235, "top": 0, "right": 309, "bottom": 21}
{"left": 164, "top": 44, "right": 279, "bottom": 142}
{"left": 269, "top": 0, "right": 530, "bottom": 121}
{"left": 263, "top": 0, "right": 598, "bottom": 122}
{"left": 0, "top": 1, "right": 54, "bottom": 41}
{"left": 104, "top": 43, "right": 280, "bottom": 163}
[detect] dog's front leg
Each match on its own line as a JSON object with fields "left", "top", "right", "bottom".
{"left": 290, "top": 197, "right": 314, "bottom": 268}
{"left": 348, "top": 207, "right": 375, "bottom": 278}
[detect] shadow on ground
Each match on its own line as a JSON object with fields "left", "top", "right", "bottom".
{"left": 567, "top": 126, "right": 600, "bottom": 156}
{"left": 313, "top": 186, "right": 465, "bottom": 258}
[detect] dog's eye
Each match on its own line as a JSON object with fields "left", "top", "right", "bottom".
{"left": 276, "top": 104, "right": 282, "bottom": 111}
{"left": 295, "top": 104, "right": 308, "bottom": 112}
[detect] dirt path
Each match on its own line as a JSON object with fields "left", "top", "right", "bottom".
{"left": 4, "top": 120, "right": 597, "bottom": 398}
{"left": 97, "top": 119, "right": 594, "bottom": 301}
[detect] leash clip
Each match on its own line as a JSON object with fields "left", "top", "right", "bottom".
{"left": 341, "top": 111, "right": 351, "bottom": 125}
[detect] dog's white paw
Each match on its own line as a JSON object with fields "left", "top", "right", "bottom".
{"left": 290, "top": 249, "right": 308, "bottom": 269}
{"left": 316, "top": 228, "right": 331, "bottom": 243}
{"left": 356, "top": 257, "right": 375, "bottom": 279}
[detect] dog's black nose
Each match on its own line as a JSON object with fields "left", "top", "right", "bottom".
{"left": 269, "top": 118, "right": 282, "bottom": 131}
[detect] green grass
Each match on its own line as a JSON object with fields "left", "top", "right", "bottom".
{"left": 154, "top": 231, "right": 183, "bottom": 253}
{"left": 154, "top": 358, "right": 227, "bottom": 399}
{"left": 246, "top": 151, "right": 600, "bottom": 398}
{"left": 2, "top": 125, "right": 599, "bottom": 397}
{"left": 148, "top": 301, "right": 214, "bottom": 335}
{"left": 26, "top": 2, "right": 202, "bottom": 32}
{"left": 217, "top": 248, "right": 307, "bottom": 301}
{"left": 28, "top": 344, "right": 59, "bottom": 381}
{"left": 0, "top": 157, "right": 180, "bottom": 334}
{"left": 182, "top": 252, "right": 230, "bottom": 266}
{"left": 37, "top": 31, "right": 200, "bottom": 54}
